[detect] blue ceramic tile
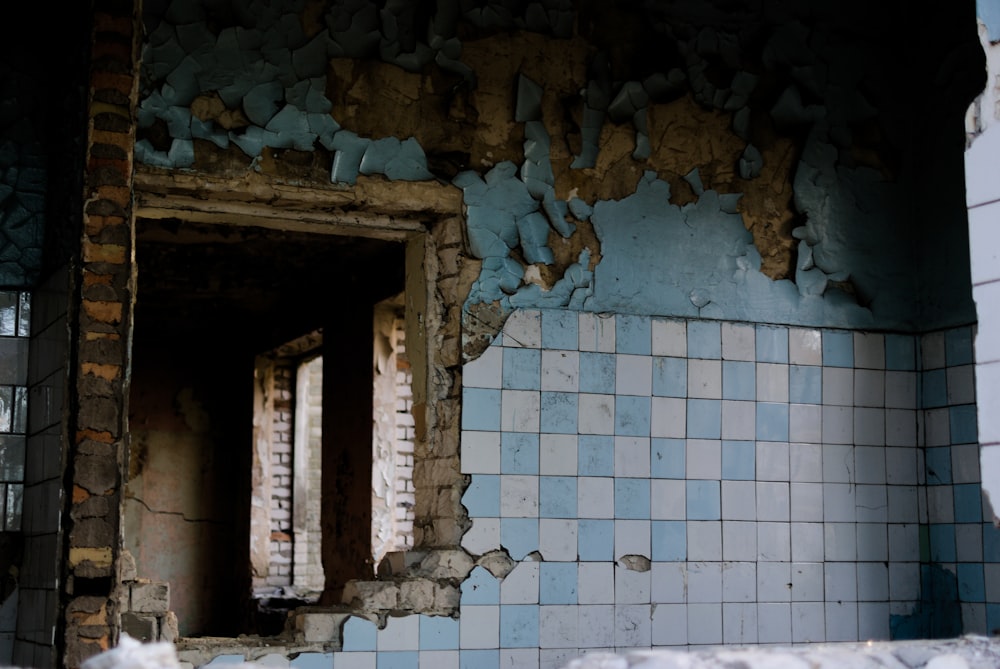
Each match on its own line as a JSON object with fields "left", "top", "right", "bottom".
{"left": 578, "top": 519, "right": 614, "bottom": 560}
{"left": 615, "top": 395, "right": 651, "bottom": 437}
{"left": 688, "top": 321, "right": 722, "bottom": 359}
{"left": 378, "top": 652, "right": 418, "bottom": 669}
{"left": 420, "top": 615, "right": 460, "bottom": 650}
{"left": 945, "top": 327, "right": 974, "bottom": 367}
{"left": 580, "top": 352, "right": 616, "bottom": 394}
{"left": 756, "top": 402, "right": 789, "bottom": 442}
{"left": 578, "top": 435, "right": 614, "bottom": 476}
{"left": 461, "top": 566, "right": 501, "bottom": 605}
{"left": 984, "top": 524, "right": 1000, "bottom": 562}
{"left": 954, "top": 484, "right": 983, "bottom": 523}
{"left": 343, "top": 617, "right": 378, "bottom": 651}
{"left": 462, "top": 389, "right": 501, "bottom": 431}
{"left": 950, "top": 405, "right": 978, "bottom": 444}
{"left": 756, "top": 326, "right": 788, "bottom": 363}
{"left": 501, "top": 519, "right": 539, "bottom": 560}
{"left": 500, "top": 605, "right": 539, "bottom": 647}
{"left": 686, "top": 480, "right": 720, "bottom": 520}
{"left": 290, "top": 653, "right": 333, "bottom": 669}
{"left": 617, "top": 314, "right": 651, "bottom": 355}
{"left": 885, "top": 334, "right": 917, "bottom": 371}
{"left": 652, "top": 520, "right": 686, "bottom": 561}
{"left": 540, "top": 476, "right": 577, "bottom": 518}
{"left": 789, "top": 365, "right": 822, "bottom": 404}
{"left": 722, "top": 361, "right": 755, "bottom": 400}
{"left": 721, "top": 440, "right": 755, "bottom": 480}
{"left": 926, "top": 447, "right": 952, "bottom": 485}
{"left": 688, "top": 399, "right": 722, "bottom": 439}
{"left": 653, "top": 357, "right": 687, "bottom": 397}
{"left": 540, "top": 391, "right": 578, "bottom": 434}
{"left": 958, "top": 564, "right": 986, "bottom": 602}
{"left": 989, "top": 605, "right": 1000, "bottom": 637}
{"left": 922, "top": 370, "right": 948, "bottom": 409}
{"left": 929, "top": 524, "right": 957, "bottom": 562}
{"left": 539, "top": 563, "right": 578, "bottom": 604}
{"left": 542, "top": 310, "right": 579, "bottom": 350}
{"left": 651, "top": 438, "right": 685, "bottom": 478}
{"left": 503, "top": 348, "right": 541, "bottom": 390}
{"left": 501, "top": 433, "right": 539, "bottom": 474}
{"left": 822, "top": 330, "right": 853, "bottom": 368}
{"left": 615, "top": 478, "right": 651, "bottom": 519}
{"left": 460, "top": 650, "right": 499, "bottom": 669}
{"left": 462, "top": 475, "right": 500, "bottom": 517}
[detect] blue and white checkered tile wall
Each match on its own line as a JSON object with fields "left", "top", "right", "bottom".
{"left": 319, "top": 311, "right": 992, "bottom": 669}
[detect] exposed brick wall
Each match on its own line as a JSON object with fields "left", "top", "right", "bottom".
{"left": 392, "top": 319, "right": 415, "bottom": 550}
{"left": 267, "top": 364, "right": 293, "bottom": 588}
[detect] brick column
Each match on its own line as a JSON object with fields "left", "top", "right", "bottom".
{"left": 63, "top": 2, "right": 141, "bottom": 666}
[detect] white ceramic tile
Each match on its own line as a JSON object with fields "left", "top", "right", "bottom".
{"left": 854, "top": 446, "right": 887, "bottom": 484}
{"left": 540, "top": 434, "right": 577, "bottom": 476}
{"left": 756, "top": 363, "right": 788, "bottom": 403}
{"left": 652, "top": 319, "right": 686, "bottom": 358}
{"left": 579, "top": 313, "right": 598, "bottom": 352}
{"left": 722, "top": 521, "right": 757, "bottom": 561}
{"left": 687, "top": 359, "right": 722, "bottom": 399}
{"left": 791, "top": 602, "right": 825, "bottom": 642}
{"left": 577, "top": 605, "right": 615, "bottom": 648}
{"left": 854, "top": 369, "right": 885, "bottom": 408}
{"left": 686, "top": 603, "right": 722, "bottom": 645}
{"left": 578, "top": 394, "right": 615, "bottom": 435}
{"left": 790, "top": 562, "right": 824, "bottom": 601}
{"left": 721, "top": 481, "right": 756, "bottom": 521}
{"left": 721, "top": 323, "right": 755, "bottom": 361}
{"left": 823, "top": 484, "right": 856, "bottom": 522}
{"left": 921, "top": 331, "right": 946, "bottom": 370}
{"left": 947, "top": 365, "right": 976, "bottom": 405}
{"left": 650, "top": 397, "right": 686, "bottom": 438}
{"left": 615, "top": 436, "right": 651, "bottom": 478}
{"left": 577, "top": 477, "right": 614, "bottom": 519}
{"left": 651, "top": 603, "right": 687, "bottom": 645}
{"left": 756, "top": 441, "right": 789, "bottom": 481}
{"left": 615, "top": 520, "right": 651, "bottom": 560}
{"left": 651, "top": 562, "right": 686, "bottom": 603}
{"left": 757, "top": 602, "right": 791, "bottom": 643}
{"left": 985, "top": 564, "right": 1000, "bottom": 603}
{"left": 499, "top": 649, "right": 537, "bottom": 669}
{"left": 501, "top": 390, "right": 540, "bottom": 432}
{"left": 757, "top": 562, "right": 791, "bottom": 602}
{"left": 789, "top": 328, "right": 822, "bottom": 365}
{"left": 853, "top": 333, "right": 885, "bottom": 370}
{"left": 822, "top": 444, "right": 855, "bottom": 483}
{"left": 378, "top": 615, "right": 419, "bottom": 650}
{"left": 856, "top": 522, "right": 888, "bottom": 560}
{"left": 789, "top": 483, "right": 823, "bottom": 522}
{"left": 462, "top": 431, "right": 501, "bottom": 474}
{"left": 539, "top": 519, "right": 578, "bottom": 562}
{"left": 686, "top": 561, "right": 722, "bottom": 603}
{"left": 460, "top": 605, "right": 500, "bottom": 648}
{"left": 615, "top": 564, "right": 651, "bottom": 604}
{"left": 462, "top": 518, "right": 501, "bottom": 555}
{"left": 888, "top": 561, "right": 919, "bottom": 602}
{"left": 756, "top": 482, "right": 789, "bottom": 521}
{"left": 539, "top": 605, "right": 578, "bottom": 648}
{"left": 616, "top": 355, "right": 653, "bottom": 396}
{"left": 687, "top": 521, "right": 721, "bottom": 561}
{"left": 885, "top": 409, "right": 918, "bottom": 447}
{"left": 887, "top": 486, "right": 919, "bottom": 523}
{"left": 790, "top": 523, "right": 824, "bottom": 562}
{"left": 540, "top": 649, "right": 579, "bottom": 669}
{"left": 615, "top": 604, "right": 652, "bottom": 647}
{"left": 952, "top": 443, "right": 981, "bottom": 483}
{"left": 501, "top": 475, "right": 539, "bottom": 518}
{"left": 961, "top": 603, "right": 987, "bottom": 637}
{"left": 504, "top": 310, "right": 542, "bottom": 348}
{"left": 650, "top": 479, "right": 685, "bottom": 520}
{"left": 541, "top": 350, "right": 579, "bottom": 392}
{"left": 722, "top": 561, "right": 757, "bottom": 602}
{"left": 884, "top": 371, "right": 917, "bottom": 409}
{"left": 686, "top": 439, "right": 721, "bottom": 480}
{"left": 757, "top": 522, "right": 790, "bottom": 562}
{"left": 924, "top": 407, "right": 950, "bottom": 447}
{"left": 823, "top": 522, "right": 857, "bottom": 561}
{"left": 822, "top": 406, "right": 853, "bottom": 445}
{"left": 723, "top": 602, "right": 758, "bottom": 644}
{"left": 418, "top": 651, "right": 459, "bottom": 669}
{"left": 332, "top": 653, "right": 375, "bottom": 669}
{"left": 464, "top": 346, "right": 503, "bottom": 389}
{"left": 788, "top": 404, "right": 821, "bottom": 444}
{"left": 822, "top": 367, "right": 853, "bottom": 406}
{"left": 885, "top": 447, "right": 917, "bottom": 485}
{"left": 578, "top": 563, "right": 614, "bottom": 604}
{"left": 790, "top": 443, "right": 822, "bottom": 482}
{"left": 825, "top": 601, "right": 858, "bottom": 642}
{"left": 927, "top": 486, "right": 955, "bottom": 523}
{"left": 854, "top": 408, "right": 885, "bottom": 447}
{"left": 824, "top": 564, "right": 858, "bottom": 602}
{"left": 501, "top": 560, "right": 539, "bottom": 604}
{"left": 721, "top": 400, "right": 756, "bottom": 440}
